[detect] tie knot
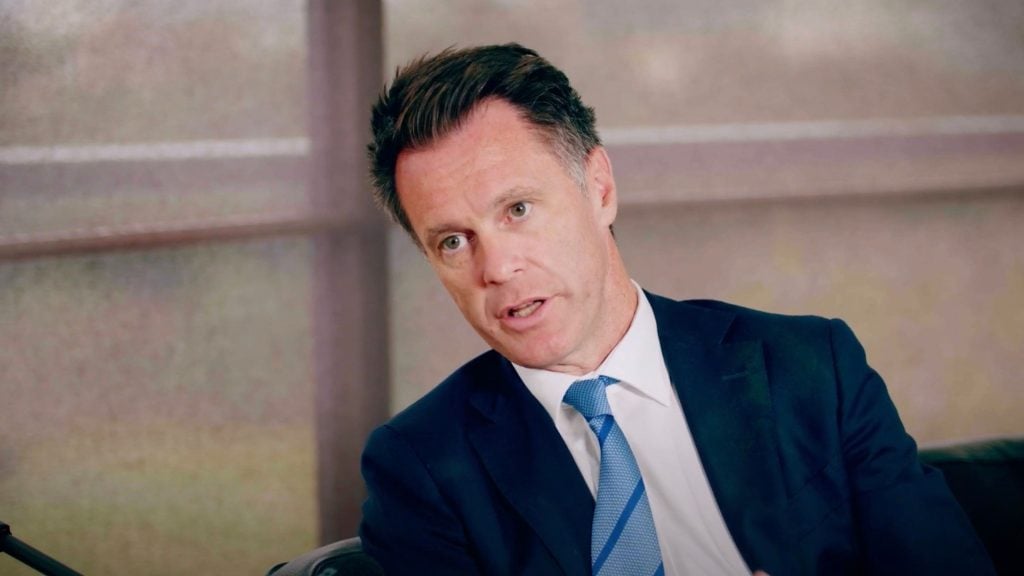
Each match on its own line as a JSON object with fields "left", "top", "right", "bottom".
{"left": 563, "top": 375, "right": 619, "bottom": 420}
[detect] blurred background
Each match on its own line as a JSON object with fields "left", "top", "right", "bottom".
{"left": 1, "top": 1, "right": 1022, "bottom": 574}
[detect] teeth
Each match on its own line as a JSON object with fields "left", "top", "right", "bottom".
{"left": 510, "top": 300, "right": 542, "bottom": 318}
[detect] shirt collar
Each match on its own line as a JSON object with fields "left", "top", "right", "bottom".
{"left": 514, "top": 281, "right": 672, "bottom": 421}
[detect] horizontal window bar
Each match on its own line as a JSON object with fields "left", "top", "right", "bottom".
{"left": 601, "top": 115, "right": 1024, "bottom": 145}
{"left": 0, "top": 212, "right": 340, "bottom": 261}
{"left": 0, "top": 138, "right": 309, "bottom": 165}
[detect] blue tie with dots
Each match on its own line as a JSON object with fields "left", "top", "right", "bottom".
{"left": 564, "top": 376, "right": 664, "bottom": 576}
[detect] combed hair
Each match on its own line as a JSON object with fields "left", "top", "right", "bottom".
{"left": 368, "top": 43, "right": 601, "bottom": 239}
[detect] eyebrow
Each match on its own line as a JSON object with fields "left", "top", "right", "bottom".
{"left": 423, "top": 186, "right": 538, "bottom": 244}
{"left": 489, "top": 186, "right": 537, "bottom": 210}
{"left": 424, "top": 221, "right": 461, "bottom": 245}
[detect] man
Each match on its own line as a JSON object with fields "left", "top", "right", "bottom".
{"left": 359, "top": 43, "right": 994, "bottom": 575}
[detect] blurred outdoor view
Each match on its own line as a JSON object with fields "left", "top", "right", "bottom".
{"left": 1, "top": 0, "right": 305, "bottom": 145}
{"left": 387, "top": 0, "right": 1024, "bottom": 126}
{"left": 1, "top": 2, "right": 315, "bottom": 575}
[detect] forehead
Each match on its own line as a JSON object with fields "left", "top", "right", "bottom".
{"left": 400, "top": 99, "right": 543, "bottom": 174}
{"left": 395, "top": 100, "right": 569, "bottom": 227}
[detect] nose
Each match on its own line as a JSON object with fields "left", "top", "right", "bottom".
{"left": 478, "top": 233, "right": 524, "bottom": 285}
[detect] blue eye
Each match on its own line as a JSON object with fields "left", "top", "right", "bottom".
{"left": 509, "top": 201, "right": 531, "bottom": 219}
{"left": 440, "top": 235, "right": 464, "bottom": 252}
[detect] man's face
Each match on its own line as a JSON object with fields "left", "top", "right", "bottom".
{"left": 395, "top": 99, "right": 631, "bottom": 374}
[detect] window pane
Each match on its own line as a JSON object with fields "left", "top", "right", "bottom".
{"left": 0, "top": 237, "right": 316, "bottom": 576}
{"left": 1, "top": 0, "right": 306, "bottom": 145}
{"left": 385, "top": 0, "right": 1024, "bottom": 126}
{"left": 0, "top": 0, "right": 310, "bottom": 242}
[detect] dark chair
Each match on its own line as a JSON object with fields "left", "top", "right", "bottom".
{"left": 269, "top": 437, "right": 1024, "bottom": 576}
{"left": 266, "top": 537, "right": 382, "bottom": 576}
{"left": 919, "top": 436, "right": 1024, "bottom": 576}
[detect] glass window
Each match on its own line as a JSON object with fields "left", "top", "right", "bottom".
{"left": 385, "top": 0, "right": 1024, "bottom": 127}
{"left": 0, "top": 238, "right": 318, "bottom": 575}
{"left": 0, "top": 0, "right": 311, "bottom": 238}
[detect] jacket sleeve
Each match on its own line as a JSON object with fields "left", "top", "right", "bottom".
{"left": 829, "top": 318, "right": 996, "bottom": 575}
{"left": 359, "top": 424, "right": 482, "bottom": 575}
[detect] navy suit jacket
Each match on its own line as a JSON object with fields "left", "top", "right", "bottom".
{"left": 360, "top": 294, "right": 994, "bottom": 575}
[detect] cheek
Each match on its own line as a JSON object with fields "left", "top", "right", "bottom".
{"left": 438, "top": 273, "right": 488, "bottom": 320}
{"left": 555, "top": 223, "right": 603, "bottom": 272}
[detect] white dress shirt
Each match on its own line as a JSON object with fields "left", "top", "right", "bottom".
{"left": 514, "top": 282, "right": 751, "bottom": 576}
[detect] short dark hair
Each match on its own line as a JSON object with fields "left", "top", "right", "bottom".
{"left": 368, "top": 43, "right": 601, "bottom": 239}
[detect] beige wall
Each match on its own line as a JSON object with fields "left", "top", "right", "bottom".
{"left": 389, "top": 188, "right": 1024, "bottom": 445}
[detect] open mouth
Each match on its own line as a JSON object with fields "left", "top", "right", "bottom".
{"left": 508, "top": 299, "right": 544, "bottom": 319}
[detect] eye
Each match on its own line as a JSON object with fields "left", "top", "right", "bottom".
{"left": 439, "top": 234, "right": 466, "bottom": 253}
{"left": 509, "top": 201, "right": 532, "bottom": 219}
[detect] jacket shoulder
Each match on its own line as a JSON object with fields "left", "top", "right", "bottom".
{"left": 662, "top": 296, "right": 842, "bottom": 345}
{"left": 683, "top": 298, "right": 832, "bottom": 330}
{"left": 655, "top": 296, "right": 860, "bottom": 379}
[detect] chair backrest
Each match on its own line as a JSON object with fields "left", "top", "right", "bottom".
{"left": 266, "top": 536, "right": 383, "bottom": 576}
{"left": 919, "top": 436, "right": 1024, "bottom": 576}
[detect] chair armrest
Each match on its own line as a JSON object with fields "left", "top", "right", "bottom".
{"left": 267, "top": 536, "right": 382, "bottom": 576}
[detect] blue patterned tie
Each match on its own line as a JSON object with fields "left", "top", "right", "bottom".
{"left": 564, "top": 376, "right": 664, "bottom": 576}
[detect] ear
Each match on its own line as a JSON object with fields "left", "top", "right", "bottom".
{"left": 585, "top": 146, "right": 618, "bottom": 228}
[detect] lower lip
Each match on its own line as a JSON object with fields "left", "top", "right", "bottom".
{"left": 500, "top": 299, "right": 550, "bottom": 332}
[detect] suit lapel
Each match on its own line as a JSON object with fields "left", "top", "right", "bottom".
{"left": 648, "top": 293, "right": 793, "bottom": 573}
{"left": 468, "top": 358, "right": 593, "bottom": 576}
